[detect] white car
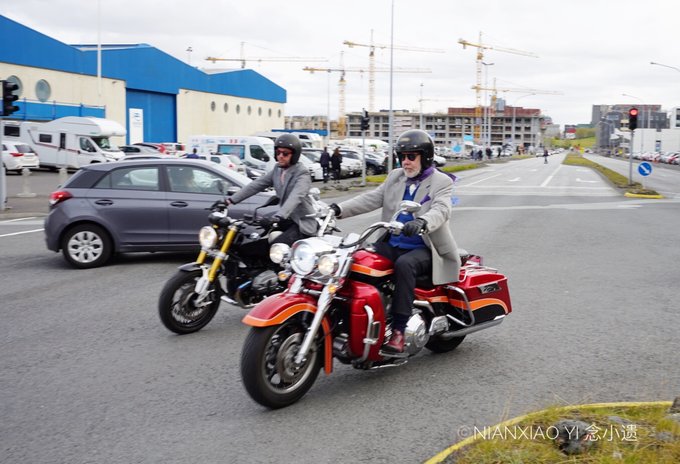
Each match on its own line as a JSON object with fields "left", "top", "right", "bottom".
{"left": 298, "top": 154, "right": 324, "bottom": 181}
{"left": 433, "top": 154, "right": 447, "bottom": 167}
{"left": 2, "top": 141, "right": 40, "bottom": 173}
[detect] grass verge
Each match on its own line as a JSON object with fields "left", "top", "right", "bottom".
{"left": 562, "top": 152, "right": 662, "bottom": 197}
{"left": 431, "top": 402, "right": 680, "bottom": 464}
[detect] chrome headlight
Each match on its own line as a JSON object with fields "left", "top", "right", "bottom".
{"left": 269, "top": 243, "right": 290, "bottom": 264}
{"left": 289, "top": 238, "right": 335, "bottom": 276}
{"left": 290, "top": 242, "right": 317, "bottom": 276}
{"left": 198, "top": 226, "right": 218, "bottom": 248}
{"left": 317, "top": 253, "right": 338, "bottom": 276}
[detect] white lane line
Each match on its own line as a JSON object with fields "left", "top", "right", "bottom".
{"left": 0, "top": 216, "right": 39, "bottom": 224}
{"left": 507, "top": 177, "right": 521, "bottom": 182}
{"left": 462, "top": 173, "right": 503, "bottom": 186}
{"left": 540, "top": 164, "right": 563, "bottom": 187}
{"left": 0, "top": 228, "right": 44, "bottom": 238}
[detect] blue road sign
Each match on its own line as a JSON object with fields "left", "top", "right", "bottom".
{"left": 638, "top": 162, "right": 652, "bottom": 177}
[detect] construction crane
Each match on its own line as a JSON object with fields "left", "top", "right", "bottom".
{"left": 344, "top": 32, "right": 445, "bottom": 111}
{"left": 206, "top": 42, "right": 326, "bottom": 69}
{"left": 304, "top": 55, "right": 431, "bottom": 137}
{"left": 458, "top": 32, "right": 538, "bottom": 142}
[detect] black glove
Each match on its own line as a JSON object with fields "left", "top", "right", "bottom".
{"left": 329, "top": 203, "right": 341, "bottom": 217}
{"left": 259, "top": 215, "right": 281, "bottom": 229}
{"left": 402, "top": 218, "right": 426, "bottom": 237}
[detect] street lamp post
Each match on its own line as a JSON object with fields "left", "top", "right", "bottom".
{"left": 481, "top": 62, "right": 494, "bottom": 146}
{"left": 419, "top": 82, "right": 424, "bottom": 130}
{"left": 387, "top": 0, "right": 395, "bottom": 171}
{"left": 650, "top": 61, "right": 680, "bottom": 73}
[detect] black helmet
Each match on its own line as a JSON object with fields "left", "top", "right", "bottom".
{"left": 274, "top": 133, "right": 302, "bottom": 164}
{"left": 395, "top": 129, "right": 434, "bottom": 170}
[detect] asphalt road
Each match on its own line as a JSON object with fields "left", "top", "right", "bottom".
{"left": 1, "top": 154, "right": 679, "bottom": 463}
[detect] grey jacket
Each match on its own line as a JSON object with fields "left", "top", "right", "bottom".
{"left": 229, "top": 162, "right": 318, "bottom": 236}
{"left": 337, "top": 168, "right": 460, "bottom": 284}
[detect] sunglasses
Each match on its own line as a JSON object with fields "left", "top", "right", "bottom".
{"left": 399, "top": 152, "right": 420, "bottom": 161}
{"left": 276, "top": 149, "right": 293, "bottom": 157}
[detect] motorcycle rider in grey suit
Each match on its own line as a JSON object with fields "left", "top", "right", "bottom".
{"left": 331, "top": 130, "right": 460, "bottom": 353}
{"left": 228, "top": 133, "right": 318, "bottom": 246}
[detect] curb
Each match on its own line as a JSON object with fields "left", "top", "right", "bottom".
{"left": 424, "top": 401, "right": 674, "bottom": 464}
{"left": 624, "top": 192, "right": 665, "bottom": 199}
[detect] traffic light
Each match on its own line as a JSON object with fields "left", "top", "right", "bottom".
{"left": 628, "top": 107, "right": 639, "bottom": 131}
{"left": 2, "top": 80, "right": 20, "bottom": 116}
{"left": 360, "top": 110, "right": 370, "bottom": 131}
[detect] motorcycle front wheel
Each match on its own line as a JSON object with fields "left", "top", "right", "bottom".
{"left": 158, "top": 270, "right": 221, "bottom": 334}
{"left": 241, "top": 319, "right": 322, "bottom": 409}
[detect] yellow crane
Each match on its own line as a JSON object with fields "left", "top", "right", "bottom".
{"left": 458, "top": 32, "right": 538, "bottom": 142}
{"left": 344, "top": 33, "right": 445, "bottom": 112}
{"left": 304, "top": 56, "right": 430, "bottom": 137}
{"left": 206, "top": 42, "right": 326, "bottom": 69}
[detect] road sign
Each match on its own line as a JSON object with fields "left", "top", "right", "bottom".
{"left": 638, "top": 162, "right": 652, "bottom": 177}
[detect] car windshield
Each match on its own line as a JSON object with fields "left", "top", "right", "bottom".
{"left": 92, "top": 136, "right": 114, "bottom": 150}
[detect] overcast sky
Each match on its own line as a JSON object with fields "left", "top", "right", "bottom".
{"left": 2, "top": 0, "right": 678, "bottom": 127}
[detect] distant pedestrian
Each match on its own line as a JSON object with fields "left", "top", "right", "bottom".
{"left": 186, "top": 148, "right": 199, "bottom": 159}
{"left": 497, "top": 146, "right": 502, "bottom": 158}
{"left": 485, "top": 146, "right": 492, "bottom": 160}
{"left": 331, "top": 147, "right": 342, "bottom": 183}
{"left": 543, "top": 148, "right": 549, "bottom": 164}
{"left": 319, "top": 146, "right": 331, "bottom": 183}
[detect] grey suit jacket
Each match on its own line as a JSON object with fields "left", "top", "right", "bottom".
{"left": 229, "top": 162, "right": 318, "bottom": 236}
{"left": 337, "top": 168, "right": 460, "bottom": 284}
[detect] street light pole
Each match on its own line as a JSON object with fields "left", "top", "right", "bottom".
{"left": 650, "top": 61, "right": 680, "bottom": 73}
{"left": 387, "top": 0, "right": 395, "bottom": 171}
{"left": 481, "top": 62, "right": 494, "bottom": 146}
{"left": 419, "top": 82, "right": 424, "bottom": 130}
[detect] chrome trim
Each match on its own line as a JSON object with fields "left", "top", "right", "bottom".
{"left": 444, "top": 285, "right": 476, "bottom": 327}
{"left": 439, "top": 314, "right": 505, "bottom": 339}
{"left": 358, "top": 305, "right": 377, "bottom": 363}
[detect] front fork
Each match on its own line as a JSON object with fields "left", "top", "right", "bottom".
{"left": 194, "top": 226, "right": 238, "bottom": 297}
{"left": 294, "top": 287, "right": 333, "bottom": 365}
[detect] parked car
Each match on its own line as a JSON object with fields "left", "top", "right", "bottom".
{"left": 2, "top": 140, "right": 40, "bottom": 173}
{"left": 160, "top": 142, "right": 186, "bottom": 157}
{"left": 120, "top": 144, "right": 161, "bottom": 155}
{"left": 44, "top": 159, "right": 278, "bottom": 268}
{"left": 432, "top": 154, "right": 447, "bottom": 167}
{"left": 132, "top": 142, "right": 166, "bottom": 153}
{"left": 337, "top": 149, "right": 386, "bottom": 176}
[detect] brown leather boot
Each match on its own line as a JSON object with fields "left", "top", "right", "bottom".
{"left": 384, "top": 329, "right": 405, "bottom": 353}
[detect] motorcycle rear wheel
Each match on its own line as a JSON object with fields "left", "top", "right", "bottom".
{"left": 158, "top": 270, "right": 221, "bottom": 334}
{"left": 241, "top": 320, "right": 321, "bottom": 409}
{"left": 425, "top": 334, "right": 466, "bottom": 353}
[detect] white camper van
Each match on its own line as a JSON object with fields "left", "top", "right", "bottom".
{"left": 18, "top": 117, "right": 126, "bottom": 169}
{"left": 253, "top": 131, "right": 323, "bottom": 149}
{"left": 186, "top": 135, "right": 275, "bottom": 170}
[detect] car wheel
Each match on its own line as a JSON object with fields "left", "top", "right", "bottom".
{"left": 61, "top": 224, "right": 113, "bottom": 269}
{"left": 366, "top": 166, "right": 377, "bottom": 176}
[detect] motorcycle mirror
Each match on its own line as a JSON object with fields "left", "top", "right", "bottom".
{"left": 398, "top": 200, "right": 421, "bottom": 213}
{"left": 226, "top": 186, "right": 240, "bottom": 197}
{"left": 309, "top": 187, "right": 321, "bottom": 201}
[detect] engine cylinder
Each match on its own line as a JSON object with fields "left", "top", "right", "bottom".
{"left": 404, "top": 313, "right": 429, "bottom": 355}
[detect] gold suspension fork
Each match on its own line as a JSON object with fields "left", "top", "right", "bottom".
{"left": 207, "top": 225, "right": 238, "bottom": 282}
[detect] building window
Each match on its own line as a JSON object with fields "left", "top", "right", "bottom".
{"left": 224, "top": 103, "right": 229, "bottom": 113}
{"left": 268, "top": 108, "right": 272, "bottom": 117}
{"left": 277, "top": 109, "right": 282, "bottom": 118}
{"left": 258, "top": 107, "right": 262, "bottom": 116}
{"left": 210, "top": 101, "right": 216, "bottom": 111}
{"left": 236, "top": 104, "right": 241, "bottom": 114}
{"left": 35, "top": 79, "right": 51, "bottom": 102}
{"left": 247, "top": 106, "right": 252, "bottom": 115}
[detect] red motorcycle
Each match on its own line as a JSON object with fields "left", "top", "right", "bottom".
{"left": 240, "top": 201, "right": 512, "bottom": 409}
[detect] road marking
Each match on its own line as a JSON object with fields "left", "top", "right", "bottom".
{"left": 507, "top": 177, "right": 520, "bottom": 182}
{"left": 0, "top": 228, "right": 44, "bottom": 238}
{"left": 540, "top": 164, "right": 562, "bottom": 187}
{"left": 576, "top": 178, "right": 598, "bottom": 183}
{"left": 0, "top": 216, "right": 39, "bottom": 224}
{"left": 461, "top": 173, "right": 502, "bottom": 186}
